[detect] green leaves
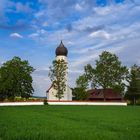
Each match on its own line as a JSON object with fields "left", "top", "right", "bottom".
{"left": 0, "top": 56, "right": 34, "bottom": 100}
{"left": 84, "top": 51, "right": 129, "bottom": 94}
{"left": 125, "top": 64, "right": 140, "bottom": 104}
{"left": 72, "top": 87, "right": 89, "bottom": 100}
{"left": 74, "top": 70, "right": 89, "bottom": 101}
{"left": 76, "top": 74, "right": 88, "bottom": 89}
{"left": 74, "top": 51, "right": 129, "bottom": 100}
{"left": 49, "top": 59, "right": 68, "bottom": 100}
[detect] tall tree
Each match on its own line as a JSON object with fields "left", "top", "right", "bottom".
{"left": 125, "top": 64, "right": 140, "bottom": 105}
{"left": 0, "top": 57, "right": 35, "bottom": 100}
{"left": 49, "top": 59, "right": 68, "bottom": 100}
{"left": 84, "top": 51, "right": 129, "bottom": 94}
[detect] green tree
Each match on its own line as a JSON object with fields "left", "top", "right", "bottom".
{"left": 72, "top": 87, "right": 88, "bottom": 100}
{"left": 49, "top": 59, "right": 68, "bottom": 100}
{"left": 76, "top": 74, "right": 88, "bottom": 89}
{"left": 72, "top": 75, "right": 88, "bottom": 100}
{"left": 84, "top": 51, "right": 129, "bottom": 94}
{"left": 84, "top": 64, "right": 96, "bottom": 88}
{"left": 125, "top": 64, "right": 140, "bottom": 105}
{"left": 0, "top": 57, "right": 34, "bottom": 100}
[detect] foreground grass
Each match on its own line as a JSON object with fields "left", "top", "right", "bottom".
{"left": 0, "top": 106, "right": 140, "bottom": 140}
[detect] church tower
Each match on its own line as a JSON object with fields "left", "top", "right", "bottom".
{"left": 47, "top": 41, "right": 72, "bottom": 101}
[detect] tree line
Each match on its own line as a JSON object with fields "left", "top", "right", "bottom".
{"left": 0, "top": 51, "right": 140, "bottom": 104}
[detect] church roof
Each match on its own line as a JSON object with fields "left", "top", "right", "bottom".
{"left": 55, "top": 41, "right": 68, "bottom": 56}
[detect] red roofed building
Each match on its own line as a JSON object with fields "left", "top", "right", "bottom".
{"left": 87, "top": 89, "right": 123, "bottom": 101}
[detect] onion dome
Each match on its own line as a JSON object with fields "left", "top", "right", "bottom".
{"left": 55, "top": 41, "right": 68, "bottom": 56}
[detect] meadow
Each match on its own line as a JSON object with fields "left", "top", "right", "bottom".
{"left": 0, "top": 105, "right": 140, "bottom": 140}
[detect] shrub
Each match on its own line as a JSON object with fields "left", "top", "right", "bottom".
{"left": 44, "top": 99, "right": 48, "bottom": 105}
{"left": 136, "top": 99, "right": 140, "bottom": 105}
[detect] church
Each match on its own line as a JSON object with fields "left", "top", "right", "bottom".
{"left": 47, "top": 41, "right": 72, "bottom": 101}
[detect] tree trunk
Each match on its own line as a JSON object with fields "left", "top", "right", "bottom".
{"left": 103, "top": 88, "right": 106, "bottom": 101}
{"left": 133, "top": 96, "right": 136, "bottom": 105}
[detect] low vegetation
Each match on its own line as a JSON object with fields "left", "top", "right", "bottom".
{"left": 0, "top": 106, "right": 140, "bottom": 140}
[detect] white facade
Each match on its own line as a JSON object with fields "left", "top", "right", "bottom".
{"left": 47, "top": 55, "right": 72, "bottom": 101}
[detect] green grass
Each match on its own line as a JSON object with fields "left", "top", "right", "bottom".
{"left": 0, "top": 106, "right": 140, "bottom": 140}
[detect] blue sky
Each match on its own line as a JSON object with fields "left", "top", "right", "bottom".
{"left": 0, "top": 0, "right": 140, "bottom": 96}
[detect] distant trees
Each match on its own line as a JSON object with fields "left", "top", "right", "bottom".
{"left": 125, "top": 64, "right": 140, "bottom": 105}
{"left": 49, "top": 59, "right": 68, "bottom": 100}
{"left": 0, "top": 57, "right": 34, "bottom": 101}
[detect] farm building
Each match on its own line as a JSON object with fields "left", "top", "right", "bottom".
{"left": 87, "top": 89, "right": 123, "bottom": 101}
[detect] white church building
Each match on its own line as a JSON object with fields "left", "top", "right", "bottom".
{"left": 47, "top": 41, "right": 72, "bottom": 101}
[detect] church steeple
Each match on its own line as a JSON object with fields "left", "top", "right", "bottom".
{"left": 47, "top": 40, "right": 72, "bottom": 101}
{"left": 55, "top": 41, "right": 68, "bottom": 56}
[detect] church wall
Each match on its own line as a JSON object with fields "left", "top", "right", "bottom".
{"left": 48, "top": 86, "right": 72, "bottom": 101}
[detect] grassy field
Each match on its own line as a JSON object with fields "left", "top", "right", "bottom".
{"left": 0, "top": 106, "right": 140, "bottom": 140}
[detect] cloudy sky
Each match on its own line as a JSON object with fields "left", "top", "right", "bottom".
{"left": 0, "top": 0, "right": 140, "bottom": 96}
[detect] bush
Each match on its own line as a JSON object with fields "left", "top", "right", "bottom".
{"left": 8, "top": 96, "right": 15, "bottom": 102}
{"left": 15, "top": 96, "right": 23, "bottom": 101}
{"left": 0, "top": 94, "right": 5, "bottom": 102}
{"left": 44, "top": 99, "right": 48, "bottom": 105}
{"left": 126, "top": 99, "right": 140, "bottom": 105}
{"left": 126, "top": 100, "right": 133, "bottom": 105}
{"left": 0, "top": 97, "right": 5, "bottom": 102}
{"left": 136, "top": 99, "right": 140, "bottom": 105}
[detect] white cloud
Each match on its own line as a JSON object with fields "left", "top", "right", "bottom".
{"left": 67, "top": 41, "right": 74, "bottom": 45}
{"left": 28, "top": 29, "right": 47, "bottom": 40}
{"left": 75, "top": 3, "right": 83, "bottom": 11}
{"left": 10, "top": 33, "right": 23, "bottom": 38}
{"left": 0, "top": 0, "right": 13, "bottom": 23}
{"left": 43, "top": 21, "right": 48, "bottom": 27}
{"left": 28, "top": 33, "right": 39, "bottom": 38}
{"left": 89, "top": 30, "right": 110, "bottom": 39}
{"left": 94, "top": 6, "right": 111, "bottom": 15}
{"left": 35, "top": 10, "right": 45, "bottom": 18}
